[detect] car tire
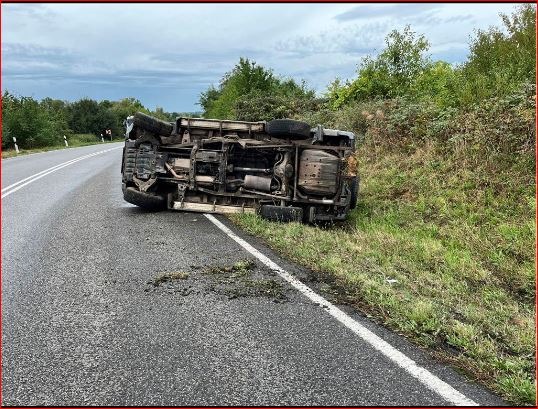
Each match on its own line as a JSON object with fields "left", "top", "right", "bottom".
{"left": 260, "top": 205, "right": 303, "bottom": 222}
{"left": 123, "top": 186, "right": 166, "bottom": 210}
{"left": 350, "top": 176, "right": 359, "bottom": 210}
{"left": 133, "top": 112, "right": 173, "bottom": 136}
{"left": 266, "top": 119, "right": 311, "bottom": 139}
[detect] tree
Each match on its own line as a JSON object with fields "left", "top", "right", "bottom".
{"left": 67, "top": 98, "right": 117, "bottom": 136}
{"left": 458, "top": 4, "right": 536, "bottom": 104}
{"left": 199, "top": 58, "right": 315, "bottom": 120}
{"left": 327, "top": 26, "right": 431, "bottom": 106}
{"left": 2, "top": 92, "right": 70, "bottom": 149}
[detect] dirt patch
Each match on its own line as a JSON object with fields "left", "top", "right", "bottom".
{"left": 204, "top": 259, "right": 288, "bottom": 302}
{"left": 203, "top": 259, "right": 256, "bottom": 277}
{"left": 151, "top": 271, "right": 190, "bottom": 287}
{"left": 220, "top": 278, "right": 286, "bottom": 301}
{"left": 145, "top": 259, "right": 289, "bottom": 302}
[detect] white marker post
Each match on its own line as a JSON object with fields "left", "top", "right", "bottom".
{"left": 63, "top": 135, "right": 69, "bottom": 147}
{"left": 101, "top": 134, "right": 104, "bottom": 143}
{"left": 13, "top": 137, "right": 19, "bottom": 154}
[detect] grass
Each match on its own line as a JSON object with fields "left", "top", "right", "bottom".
{"left": 1, "top": 134, "right": 123, "bottom": 159}
{"left": 231, "top": 141, "right": 536, "bottom": 405}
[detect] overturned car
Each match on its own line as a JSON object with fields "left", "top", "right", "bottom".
{"left": 121, "top": 112, "right": 358, "bottom": 223}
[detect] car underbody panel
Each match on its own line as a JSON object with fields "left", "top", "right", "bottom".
{"left": 121, "top": 113, "right": 358, "bottom": 223}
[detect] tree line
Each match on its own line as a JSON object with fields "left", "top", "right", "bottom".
{"left": 2, "top": 94, "right": 199, "bottom": 150}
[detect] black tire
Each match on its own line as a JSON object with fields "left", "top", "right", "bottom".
{"left": 266, "top": 119, "right": 311, "bottom": 139}
{"left": 260, "top": 205, "right": 303, "bottom": 222}
{"left": 123, "top": 186, "right": 166, "bottom": 210}
{"left": 350, "top": 176, "right": 359, "bottom": 210}
{"left": 133, "top": 132, "right": 161, "bottom": 147}
{"left": 133, "top": 112, "right": 173, "bottom": 136}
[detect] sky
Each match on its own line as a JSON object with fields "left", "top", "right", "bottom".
{"left": 2, "top": 3, "right": 520, "bottom": 112}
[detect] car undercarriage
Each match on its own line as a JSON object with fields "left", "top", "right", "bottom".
{"left": 121, "top": 113, "right": 358, "bottom": 223}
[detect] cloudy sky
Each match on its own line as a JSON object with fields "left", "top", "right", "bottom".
{"left": 2, "top": 3, "right": 519, "bottom": 112}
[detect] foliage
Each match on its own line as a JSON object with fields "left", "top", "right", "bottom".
{"left": 200, "top": 57, "right": 315, "bottom": 119}
{"left": 67, "top": 98, "right": 119, "bottom": 137}
{"left": 327, "top": 26, "right": 431, "bottom": 108}
{"left": 327, "top": 5, "right": 536, "bottom": 108}
{"left": 234, "top": 91, "right": 322, "bottom": 122}
{"left": 457, "top": 4, "right": 536, "bottom": 104}
{"left": 2, "top": 94, "right": 193, "bottom": 149}
{"left": 2, "top": 92, "right": 71, "bottom": 149}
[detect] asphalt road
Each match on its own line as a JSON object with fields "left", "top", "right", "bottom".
{"left": 1, "top": 144, "right": 505, "bottom": 406}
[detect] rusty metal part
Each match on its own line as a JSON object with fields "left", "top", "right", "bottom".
{"left": 165, "top": 162, "right": 181, "bottom": 179}
{"left": 239, "top": 188, "right": 290, "bottom": 200}
{"left": 273, "top": 151, "right": 293, "bottom": 195}
{"left": 189, "top": 144, "right": 198, "bottom": 189}
{"left": 344, "top": 153, "right": 358, "bottom": 176}
{"left": 298, "top": 149, "right": 339, "bottom": 195}
{"left": 244, "top": 175, "right": 272, "bottom": 192}
{"left": 181, "top": 130, "right": 191, "bottom": 144}
{"left": 133, "top": 175, "right": 157, "bottom": 192}
{"left": 233, "top": 166, "right": 271, "bottom": 174}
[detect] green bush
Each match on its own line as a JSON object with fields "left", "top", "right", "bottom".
{"left": 2, "top": 92, "right": 71, "bottom": 149}
{"left": 200, "top": 57, "right": 316, "bottom": 120}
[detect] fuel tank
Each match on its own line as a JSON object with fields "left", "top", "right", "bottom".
{"left": 298, "top": 149, "right": 339, "bottom": 195}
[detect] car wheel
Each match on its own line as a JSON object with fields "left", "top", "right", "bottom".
{"left": 133, "top": 112, "right": 173, "bottom": 136}
{"left": 350, "top": 176, "right": 359, "bottom": 210}
{"left": 123, "top": 186, "right": 166, "bottom": 210}
{"left": 266, "top": 119, "right": 311, "bottom": 139}
{"left": 260, "top": 205, "right": 303, "bottom": 222}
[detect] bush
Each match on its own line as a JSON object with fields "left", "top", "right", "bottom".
{"left": 200, "top": 58, "right": 316, "bottom": 120}
{"left": 2, "top": 92, "right": 71, "bottom": 149}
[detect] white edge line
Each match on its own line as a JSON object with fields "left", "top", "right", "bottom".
{"left": 1, "top": 147, "right": 122, "bottom": 198}
{"left": 204, "top": 213, "right": 478, "bottom": 407}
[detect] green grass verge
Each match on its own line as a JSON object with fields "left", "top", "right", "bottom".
{"left": 2, "top": 134, "right": 123, "bottom": 159}
{"left": 230, "top": 143, "right": 535, "bottom": 405}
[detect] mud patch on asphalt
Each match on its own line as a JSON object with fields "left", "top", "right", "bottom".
{"left": 202, "top": 259, "right": 287, "bottom": 302}
{"left": 151, "top": 271, "right": 190, "bottom": 286}
{"left": 203, "top": 259, "right": 256, "bottom": 277}
{"left": 145, "top": 259, "right": 289, "bottom": 302}
{"left": 145, "top": 271, "right": 193, "bottom": 296}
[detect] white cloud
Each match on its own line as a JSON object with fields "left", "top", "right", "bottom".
{"left": 2, "top": 3, "right": 519, "bottom": 111}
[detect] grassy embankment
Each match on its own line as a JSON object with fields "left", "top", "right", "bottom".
{"left": 1, "top": 134, "right": 123, "bottom": 159}
{"left": 232, "top": 93, "right": 536, "bottom": 404}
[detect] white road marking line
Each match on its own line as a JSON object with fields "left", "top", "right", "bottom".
{"left": 204, "top": 213, "right": 478, "bottom": 406}
{"left": 2, "top": 152, "right": 101, "bottom": 192}
{"left": 1, "top": 147, "right": 122, "bottom": 199}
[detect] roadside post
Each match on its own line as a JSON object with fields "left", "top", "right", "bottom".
{"left": 13, "top": 137, "right": 19, "bottom": 154}
{"left": 63, "top": 135, "right": 69, "bottom": 147}
{"left": 101, "top": 134, "right": 105, "bottom": 143}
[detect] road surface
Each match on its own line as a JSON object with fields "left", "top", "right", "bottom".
{"left": 1, "top": 143, "right": 505, "bottom": 405}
